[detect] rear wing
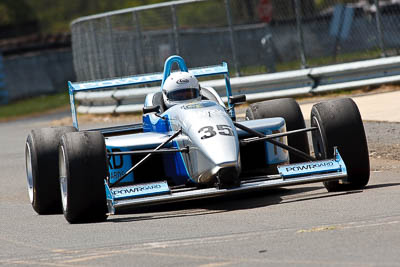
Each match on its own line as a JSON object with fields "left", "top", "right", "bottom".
{"left": 68, "top": 55, "right": 234, "bottom": 129}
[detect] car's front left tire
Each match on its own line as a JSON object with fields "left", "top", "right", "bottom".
{"left": 311, "top": 98, "right": 370, "bottom": 191}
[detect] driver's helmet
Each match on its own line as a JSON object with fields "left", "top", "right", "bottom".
{"left": 162, "top": 71, "right": 201, "bottom": 108}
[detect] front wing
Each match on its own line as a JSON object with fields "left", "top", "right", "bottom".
{"left": 105, "top": 148, "right": 347, "bottom": 214}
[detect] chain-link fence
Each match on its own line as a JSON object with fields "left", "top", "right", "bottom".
{"left": 71, "top": 0, "right": 400, "bottom": 81}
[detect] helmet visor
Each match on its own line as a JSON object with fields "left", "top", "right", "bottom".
{"left": 166, "top": 88, "right": 200, "bottom": 101}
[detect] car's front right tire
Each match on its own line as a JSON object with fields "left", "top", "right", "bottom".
{"left": 59, "top": 131, "right": 108, "bottom": 223}
{"left": 245, "top": 98, "right": 310, "bottom": 163}
{"left": 25, "top": 127, "right": 77, "bottom": 214}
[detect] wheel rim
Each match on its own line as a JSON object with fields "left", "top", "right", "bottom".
{"left": 311, "top": 116, "right": 327, "bottom": 159}
{"left": 25, "top": 143, "right": 34, "bottom": 204}
{"left": 59, "top": 145, "right": 68, "bottom": 212}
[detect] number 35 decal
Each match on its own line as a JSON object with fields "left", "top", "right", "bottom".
{"left": 198, "top": 125, "right": 234, "bottom": 139}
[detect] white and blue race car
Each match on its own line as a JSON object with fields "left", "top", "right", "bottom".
{"left": 25, "top": 55, "right": 370, "bottom": 223}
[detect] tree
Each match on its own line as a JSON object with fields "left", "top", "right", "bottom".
{"left": 0, "top": 0, "right": 37, "bottom": 25}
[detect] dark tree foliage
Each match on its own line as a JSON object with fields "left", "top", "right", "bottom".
{"left": 0, "top": 0, "right": 322, "bottom": 34}
{"left": 0, "top": 0, "right": 169, "bottom": 34}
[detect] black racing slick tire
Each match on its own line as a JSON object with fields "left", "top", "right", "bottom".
{"left": 25, "top": 126, "right": 77, "bottom": 214}
{"left": 311, "top": 98, "right": 370, "bottom": 192}
{"left": 59, "top": 131, "right": 108, "bottom": 224}
{"left": 245, "top": 98, "right": 310, "bottom": 163}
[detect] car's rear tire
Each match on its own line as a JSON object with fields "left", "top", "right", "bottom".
{"left": 25, "top": 127, "right": 77, "bottom": 214}
{"left": 59, "top": 131, "right": 108, "bottom": 223}
{"left": 245, "top": 98, "right": 310, "bottom": 163}
{"left": 311, "top": 98, "right": 370, "bottom": 191}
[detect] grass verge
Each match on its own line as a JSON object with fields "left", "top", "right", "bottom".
{"left": 0, "top": 92, "right": 69, "bottom": 121}
{"left": 238, "top": 49, "right": 385, "bottom": 75}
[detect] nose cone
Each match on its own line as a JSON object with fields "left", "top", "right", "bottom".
{"left": 195, "top": 132, "right": 241, "bottom": 185}
{"left": 203, "top": 134, "right": 238, "bottom": 163}
{"left": 175, "top": 102, "right": 241, "bottom": 185}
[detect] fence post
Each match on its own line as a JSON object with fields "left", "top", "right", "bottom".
{"left": 88, "top": 20, "right": 100, "bottom": 79}
{"left": 105, "top": 16, "right": 116, "bottom": 77}
{"left": 171, "top": 5, "right": 180, "bottom": 55}
{"left": 0, "top": 51, "right": 8, "bottom": 105}
{"left": 132, "top": 11, "right": 146, "bottom": 73}
{"left": 76, "top": 24, "right": 89, "bottom": 81}
{"left": 294, "top": 0, "right": 307, "bottom": 68}
{"left": 375, "top": 0, "right": 386, "bottom": 57}
{"left": 224, "top": 0, "right": 241, "bottom": 77}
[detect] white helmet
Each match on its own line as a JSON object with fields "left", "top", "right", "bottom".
{"left": 162, "top": 72, "right": 201, "bottom": 108}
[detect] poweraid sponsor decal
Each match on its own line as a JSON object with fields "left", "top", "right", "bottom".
{"left": 285, "top": 161, "right": 334, "bottom": 172}
{"left": 278, "top": 159, "right": 341, "bottom": 178}
{"left": 111, "top": 181, "right": 170, "bottom": 200}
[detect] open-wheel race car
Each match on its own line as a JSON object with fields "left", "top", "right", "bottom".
{"left": 25, "top": 55, "right": 370, "bottom": 223}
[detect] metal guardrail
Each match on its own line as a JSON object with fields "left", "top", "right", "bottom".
{"left": 75, "top": 56, "right": 400, "bottom": 114}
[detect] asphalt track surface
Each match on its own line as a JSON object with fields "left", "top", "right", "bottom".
{"left": 1, "top": 94, "right": 400, "bottom": 266}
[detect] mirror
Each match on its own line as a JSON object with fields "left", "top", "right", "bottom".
{"left": 229, "top": 94, "right": 246, "bottom": 105}
{"left": 142, "top": 105, "right": 160, "bottom": 114}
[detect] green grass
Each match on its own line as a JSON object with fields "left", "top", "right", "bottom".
{"left": 0, "top": 92, "right": 69, "bottom": 120}
{"left": 237, "top": 49, "right": 384, "bottom": 76}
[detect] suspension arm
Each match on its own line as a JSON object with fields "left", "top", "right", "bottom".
{"left": 241, "top": 127, "right": 317, "bottom": 144}
{"left": 108, "top": 147, "right": 189, "bottom": 156}
{"left": 109, "top": 129, "right": 182, "bottom": 188}
{"left": 233, "top": 122, "right": 316, "bottom": 162}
